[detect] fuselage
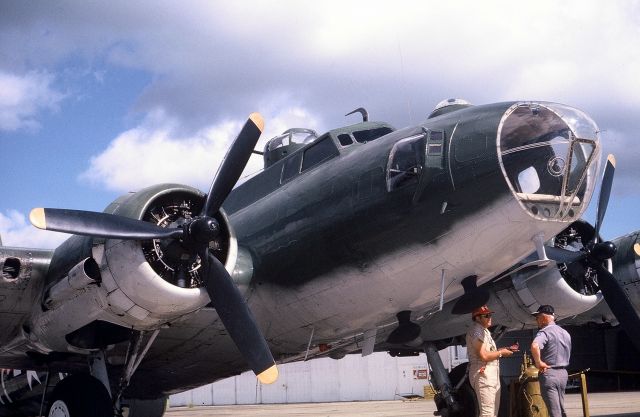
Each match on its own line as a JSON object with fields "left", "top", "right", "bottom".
{"left": 0, "top": 100, "right": 602, "bottom": 398}
{"left": 224, "top": 101, "right": 601, "bottom": 355}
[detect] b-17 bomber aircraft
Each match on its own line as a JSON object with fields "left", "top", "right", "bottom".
{"left": 1, "top": 99, "right": 639, "bottom": 417}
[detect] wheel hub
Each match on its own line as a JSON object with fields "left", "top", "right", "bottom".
{"left": 49, "top": 400, "right": 71, "bottom": 417}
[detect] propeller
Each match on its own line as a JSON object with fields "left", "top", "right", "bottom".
{"left": 30, "top": 113, "right": 278, "bottom": 383}
{"left": 594, "top": 264, "right": 640, "bottom": 347}
{"left": 29, "top": 208, "right": 184, "bottom": 240}
{"left": 202, "top": 113, "right": 264, "bottom": 217}
{"left": 594, "top": 154, "right": 615, "bottom": 242}
{"left": 546, "top": 154, "right": 640, "bottom": 350}
{"left": 201, "top": 251, "right": 278, "bottom": 383}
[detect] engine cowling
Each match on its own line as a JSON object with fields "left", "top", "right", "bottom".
{"left": 418, "top": 221, "right": 612, "bottom": 342}
{"left": 99, "top": 184, "right": 238, "bottom": 321}
{"left": 26, "top": 184, "right": 239, "bottom": 353}
{"left": 495, "top": 258, "right": 605, "bottom": 325}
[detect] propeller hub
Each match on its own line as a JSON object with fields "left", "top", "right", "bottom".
{"left": 188, "top": 217, "right": 221, "bottom": 245}
{"left": 591, "top": 241, "right": 617, "bottom": 262}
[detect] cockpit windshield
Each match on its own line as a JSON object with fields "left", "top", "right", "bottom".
{"left": 267, "top": 128, "right": 318, "bottom": 151}
{"left": 498, "top": 102, "right": 600, "bottom": 221}
{"left": 263, "top": 128, "right": 319, "bottom": 169}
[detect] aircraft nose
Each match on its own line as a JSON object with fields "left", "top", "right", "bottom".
{"left": 497, "top": 102, "right": 601, "bottom": 222}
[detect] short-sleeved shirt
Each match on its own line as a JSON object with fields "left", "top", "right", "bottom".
{"left": 466, "top": 322, "right": 498, "bottom": 369}
{"left": 533, "top": 323, "right": 571, "bottom": 367}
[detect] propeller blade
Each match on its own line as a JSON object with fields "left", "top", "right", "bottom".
{"left": 595, "top": 264, "right": 640, "bottom": 352}
{"left": 202, "top": 252, "right": 277, "bottom": 384}
{"left": 202, "top": 113, "right": 264, "bottom": 217}
{"left": 594, "top": 154, "right": 616, "bottom": 242}
{"left": 544, "top": 246, "right": 586, "bottom": 264}
{"left": 29, "top": 208, "right": 183, "bottom": 240}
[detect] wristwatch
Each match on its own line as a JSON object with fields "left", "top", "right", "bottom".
{"left": 498, "top": 352, "right": 503, "bottom": 358}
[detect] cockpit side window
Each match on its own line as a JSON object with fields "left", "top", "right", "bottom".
{"left": 281, "top": 152, "right": 303, "bottom": 183}
{"left": 338, "top": 133, "right": 354, "bottom": 147}
{"left": 353, "top": 127, "right": 393, "bottom": 143}
{"left": 301, "top": 136, "right": 339, "bottom": 172}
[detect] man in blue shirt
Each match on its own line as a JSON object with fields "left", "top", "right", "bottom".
{"left": 530, "top": 305, "right": 571, "bottom": 417}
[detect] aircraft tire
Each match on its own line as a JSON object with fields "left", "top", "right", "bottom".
{"left": 47, "top": 374, "right": 112, "bottom": 417}
{"left": 449, "top": 362, "right": 479, "bottom": 417}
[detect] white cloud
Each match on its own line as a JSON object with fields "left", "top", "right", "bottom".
{"left": 1, "top": 2, "right": 638, "bottom": 137}
{"left": 79, "top": 109, "right": 235, "bottom": 192}
{"left": 5, "top": 2, "right": 639, "bottom": 127}
{"left": 0, "top": 210, "right": 68, "bottom": 249}
{"left": 0, "top": 71, "right": 65, "bottom": 132}
{"left": 2, "top": 0, "right": 640, "bottom": 227}
{"left": 79, "top": 104, "right": 322, "bottom": 193}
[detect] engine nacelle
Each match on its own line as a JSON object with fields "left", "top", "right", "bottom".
{"left": 419, "top": 263, "right": 605, "bottom": 342}
{"left": 26, "top": 184, "right": 240, "bottom": 353}
{"left": 100, "top": 183, "right": 238, "bottom": 322}
{"left": 418, "top": 222, "right": 613, "bottom": 342}
{"left": 495, "top": 261, "right": 604, "bottom": 324}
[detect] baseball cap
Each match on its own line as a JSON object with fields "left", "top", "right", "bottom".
{"left": 532, "top": 305, "right": 554, "bottom": 316}
{"left": 472, "top": 305, "right": 494, "bottom": 318}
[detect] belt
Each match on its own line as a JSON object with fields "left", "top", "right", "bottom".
{"left": 550, "top": 366, "right": 566, "bottom": 369}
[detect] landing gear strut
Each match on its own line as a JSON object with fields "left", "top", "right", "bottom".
{"left": 425, "top": 342, "right": 460, "bottom": 417}
{"left": 425, "top": 342, "right": 478, "bottom": 417}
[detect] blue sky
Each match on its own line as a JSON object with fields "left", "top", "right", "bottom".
{"left": 1, "top": 1, "right": 639, "bottom": 248}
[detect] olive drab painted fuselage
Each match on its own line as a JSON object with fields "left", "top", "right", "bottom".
{"left": 1, "top": 100, "right": 614, "bottom": 404}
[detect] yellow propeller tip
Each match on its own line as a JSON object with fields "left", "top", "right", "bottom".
{"left": 249, "top": 113, "right": 265, "bottom": 133}
{"left": 634, "top": 243, "right": 640, "bottom": 257}
{"left": 29, "top": 208, "right": 46, "bottom": 230}
{"left": 607, "top": 154, "right": 616, "bottom": 168}
{"left": 257, "top": 364, "right": 278, "bottom": 384}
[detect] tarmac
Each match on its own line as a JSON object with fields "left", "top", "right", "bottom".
{"left": 166, "top": 391, "right": 640, "bottom": 416}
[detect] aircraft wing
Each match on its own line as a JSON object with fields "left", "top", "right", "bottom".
{"left": 0, "top": 245, "right": 54, "bottom": 369}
